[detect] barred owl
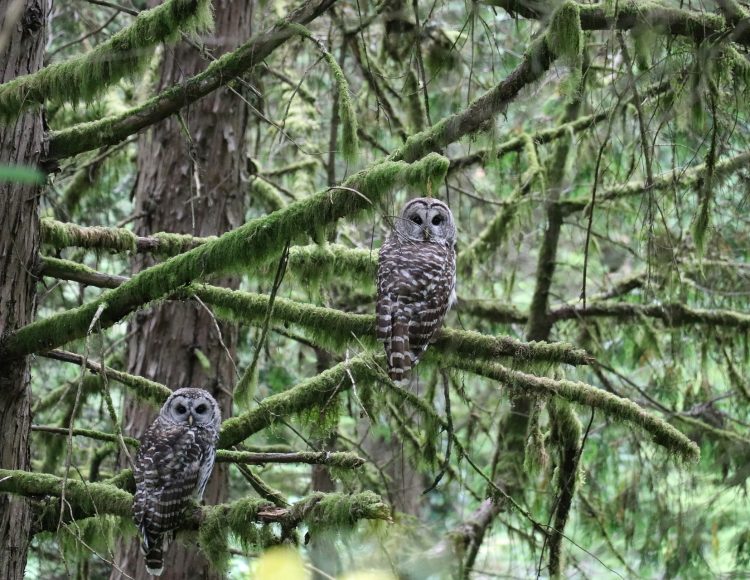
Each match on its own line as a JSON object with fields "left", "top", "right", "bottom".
{"left": 377, "top": 197, "right": 457, "bottom": 382}
{"left": 133, "top": 388, "right": 221, "bottom": 576}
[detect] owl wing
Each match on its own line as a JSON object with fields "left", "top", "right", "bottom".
{"left": 377, "top": 237, "right": 456, "bottom": 382}
{"left": 133, "top": 418, "right": 207, "bottom": 540}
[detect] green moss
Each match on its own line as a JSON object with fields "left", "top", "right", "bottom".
{"left": 547, "top": 2, "right": 583, "bottom": 99}
{"left": 293, "top": 491, "right": 390, "bottom": 534}
{"left": 3, "top": 154, "right": 448, "bottom": 361}
{"left": 219, "top": 355, "right": 378, "bottom": 448}
{"left": 152, "top": 232, "right": 216, "bottom": 256}
{"left": 199, "top": 498, "right": 280, "bottom": 570}
{"left": 41, "top": 218, "right": 137, "bottom": 252}
{"left": 285, "top": 23, "right": 359, "bottom": 162}
{"left": 250, "top": 177, "right": 287, "bottom": 212}
{"left": 0, "top": 0, "right": 213, "bottom": 123}
{"left": 451, "top": 358, "right": 700, "bottom": 462}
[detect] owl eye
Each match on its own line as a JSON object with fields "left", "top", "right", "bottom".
{"left": 410, "top": 215, "right": 423, "bottom": 225}
{"left": 175, "top": 404, "right": 187, "bottom": 414}
{"left": 195, "top": 404, "right": 207, "bottom": 414}
{"left": 431, "top": 214, "right": 443, "bottom": 225}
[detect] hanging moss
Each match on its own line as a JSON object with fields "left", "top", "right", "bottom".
{"left": 450, "top": 358, "right": 700, "bottom": 462}
{"left": 293, "top": 491, "right": 390, "bottom": 534}
{"left": 285, "top": 23, "right": 359, "bottom": 162}
{"left": 0, "top": 0, "right": 213, "bottom": 123}
{"left": 2, "top": 154, "right": 449, "bottom": 361}
{"left": 547, "top": 2, "right": 584, "bottom": 99}
{"left": 199, "top": 498, "right": 275, "bottom": 572}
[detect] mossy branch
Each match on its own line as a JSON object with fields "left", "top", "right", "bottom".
{"left": 40, "top": 218, "right": 213, "bottom": 255}
{"left": 2, "top": 153, "right": 449, "bottom": 360}
{"left": 0, "top": 469, "right": 389, "bottom": 544}
{"left": 38, "top": 259, "right": 591, "bottom": 368}
{"left": 42, "top": 349, "right": 171, "bottom": 404}
{"left": 28, "top": 426, "right": 366, "bottom": 468}
{"left": 0, "top": 0, "right": 213, "bottom": 124}
{"left": 484, "top": 1, "right": 727, "bottom": 43}
{"left": 219, "top": 354, "right": 378, "bottom": 448}
{"left": 47, "top": 0, "right": 338, "bottom": 161}
{"left": 451, "top": 358, "right": 700, "bottom": 461}
{"left": 560, "top": 150, "right": 750, "bottom": 215}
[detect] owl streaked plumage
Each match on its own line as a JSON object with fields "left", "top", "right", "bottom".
{"left": 132, "top": 387, "right": 221, "bottom": 576}
{"left": 377, "top": 197, "right": 457, "bottom": 382}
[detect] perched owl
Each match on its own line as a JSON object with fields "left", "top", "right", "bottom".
{"left": 132, "top": 388, "right": 221, "bottom": 576}
{"left": 377, "top": 197, "right": 457, "bottom": 382}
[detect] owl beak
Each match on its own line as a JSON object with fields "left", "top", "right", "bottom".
{"left": 187, "top": 415, "right": 194, "bottom": 426}
{"left": 422, "top": 228, "right": 431, "bottom": 241}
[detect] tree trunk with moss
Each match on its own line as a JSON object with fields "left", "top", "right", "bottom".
{"left": 109, "top": 1, "right": 251, "bottom": 578}
{"left": 0, "top": 2, "right": 47, "bottom": 578}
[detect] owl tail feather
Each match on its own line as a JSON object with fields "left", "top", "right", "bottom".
{"left": 141, "top": 532, "right": 164, "bottom": 576}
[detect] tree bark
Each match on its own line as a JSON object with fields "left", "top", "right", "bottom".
{"left": 0, "top": 2, "right": 48, "bottom": 579}
{"left": 110, "top": 2, "right": 252, "bottom": 578}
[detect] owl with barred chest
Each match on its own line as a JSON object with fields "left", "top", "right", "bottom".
{"left": 133, "top": 387, "right": 220, "bottom": 576}
{"left": 377, "top": 197, "right": 457, "bottom": 382}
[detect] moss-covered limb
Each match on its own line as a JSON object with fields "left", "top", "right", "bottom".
{"left": 548, "top": 302, "right": 750, "bottom": 330}
{"left": 40, "top": 218, "right": 213, "bottom": 255}
{"left": 432, "top": 327, "right": 591, "bottom": 367}
{"left": 672, "top": 414, "right": 750, "bottom": 447}
{"left": 219, "top": 354, "right": 378, "bottom": 448}
{"left": 216, "top": 450, "right": 365, "bottom": 468}
{"left": 196, "top": 285, "right": 375, "bottom": 353}
{"left": 716, "top": 0, "right": 749, "bottom": 24}
{"left": 457, "top": 178, "right": 535, "bottom": 269}
{"left": 0, "top": 0, "right": 212, "bottom": 124}
{"left": 388, "top": 35, "right": 555, "bottom": 164}
{"left": 0, "top": 468, "right": 133, "bottom": 534}
{"left": 560, "top": 150, "right": 750, "bottom": 215}
{"left": 2, "top": 153, "right": 449, "bottom": 361}
{"left": 450, "top": 357, "right": 699, "bottom": 462}
{"left": 547, "top": 400, "right": 582, "bottom": 579}
{"left": 40, "top": 256, "right": 128, "bottom": 289}
{"left": 199, "top": 284, "right": 592, "bottom": 366}
{"left": 262, "top": 159, "right": 319, "bottom": 178}
{"left": 198, "top": 491, "right": 390, "bottom": 569}
{"left": 29, "top": 427, "right": 361, "bottom": 467}
{"left": 43, "top": 227, "right": 377, "bottom": 284}
{"left": 47, "top": 0, "right": 338, "bottom": 161}
{"left": 30, "top": 425, "right": 140, "bottom": 448}
{"left": 484, "top": 0, "right": 726, "bottom": 43}
{"left": 41, "top": 349, "right": 171, "bottom": 404}
{"left": 457, "top": 299, "right": 528, "bottom": 325}
{"left": 42, "top": 245, "right": 376, "bottom": 290}
{"left": 448, "top": 79, "right": 670, "bottom": 173}
{"left": 448, "top": 111, "right": 604, "bottom": 173}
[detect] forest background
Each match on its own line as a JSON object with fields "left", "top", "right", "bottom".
{"left": 1, "top": 0, "right": 750, "bottom": 578}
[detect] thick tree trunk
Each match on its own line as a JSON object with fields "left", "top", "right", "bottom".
{"left": 110, "top": 2, "right": 252, "bottom": 578}
{"left": 0, "top": 2, "right": 48, "bottom": 579}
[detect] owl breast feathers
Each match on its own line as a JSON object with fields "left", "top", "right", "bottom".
{"left": 132, "top": 387, "right": 220, "bottom": 576}
{"left": 377, "top": 197, "right": 457, "bottom": 383}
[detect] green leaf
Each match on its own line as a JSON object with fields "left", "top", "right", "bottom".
{"left": 0, "top": 164, "right": 44, "bottom": 184}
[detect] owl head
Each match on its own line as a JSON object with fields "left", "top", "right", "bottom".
{"left": 394, "top": 197, "right": 456, "bottom": 245}
{"left": 161, "top": 388, "right": 221, "bottom": 428}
